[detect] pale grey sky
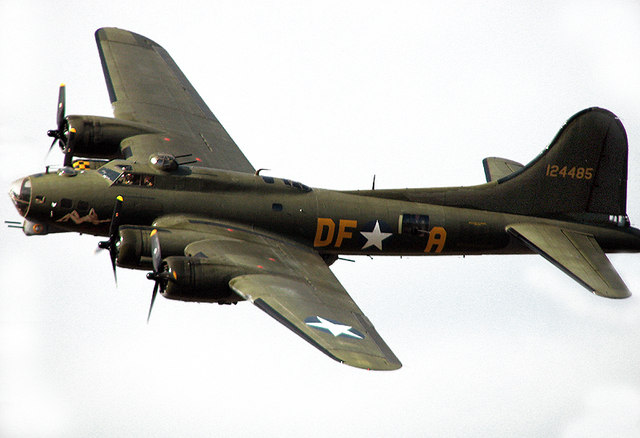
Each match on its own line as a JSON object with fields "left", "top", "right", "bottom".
{"left": 2, "top": 1, "right": 640, "bottom": 437}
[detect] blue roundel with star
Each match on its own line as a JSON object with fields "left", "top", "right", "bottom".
{"left": 304, "top": 316, "right": 365, "bottom": 340}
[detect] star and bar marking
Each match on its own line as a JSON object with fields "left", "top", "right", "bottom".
{"left": 304, "top": 316, "right": 365, "bottom": 340}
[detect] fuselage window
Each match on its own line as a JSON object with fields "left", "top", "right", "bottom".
{"left": 262, "top": 176, "right": 275, "bottom": 184}
{"left": 77, "top": 200, "right": 89, "bottom": 211}
{"left": 272, "top": 203, "right": 283, "bottom": 211}
{"left": 400, "top": 214, "right": 430, "bottom": 236}
{"left": 61, "top": 198, "right": 73, "bottom": 209}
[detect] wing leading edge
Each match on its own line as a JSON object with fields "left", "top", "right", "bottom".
{"left": 507, "top": 223, "right": 630, "bottom": 298}
{"left": 154, "top": 216, "right": 401, "bottom": 370}
{"left": 95, "top": 27, "right": 254, "bottom": 173}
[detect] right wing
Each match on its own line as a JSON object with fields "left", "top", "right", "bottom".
{"left": 507, "top": 223, "right": 630, "bottom": 298}
{"left": 95, "top": 27, "right": 254, "bottom": 173}
{"left": 155, "top": 216, "right": 402, "bottom": 370}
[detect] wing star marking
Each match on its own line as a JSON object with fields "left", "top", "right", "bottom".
{"left": 304, "top": 316, "right": 365, "bottom": 339}
{"left": 360, "top": 220, "right": 392, "bottom": 250}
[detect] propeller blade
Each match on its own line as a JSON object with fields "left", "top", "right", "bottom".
{"left": 56, "top": 84, "right": 66, "bottom": 131}
{"left": 109, "top": 196, "right": 124, "bottom": 283}
{"left": 147, "top": 281, "right": 159, "bottom": 323}
{"left": 45, "top": 84, "right": 68, "bottom": 163}
{"left": 63, "top": 127, "right": 76, "bottom": 165}
{"left": 46, "top": 136, "right": 58, "bottom": 157}
{"left": 145, "top": 229, "right": 167, "bottom": 323}
{"left": 150, "top": 229, "right": 161, "bottom": 273}
{"left": 108, "top": 196, "right": 124, "bottom": 239}
{"left": 63, "top": 153, "right": 74, "bottom": 168}
{"left": 98, "top": 196, "right": 124, "bottom": 284}
{"left": 109, "top": 244, "right": 118, "bottom": 284}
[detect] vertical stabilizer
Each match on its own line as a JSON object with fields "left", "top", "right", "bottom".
{"left": 494, "top": 108, "right": 628, "bottom": 218}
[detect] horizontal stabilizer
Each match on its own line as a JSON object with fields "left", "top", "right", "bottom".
{"left": 482, "top": 157, "right": 524, "bottom": 182}
{"left": 507, "top": 223, "right": 630, "bottom": 298}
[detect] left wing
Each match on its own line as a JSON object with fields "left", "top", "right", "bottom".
{"left": 95, "top": 27, "right": 254, "bottom": 173}
{"left": 156, "top": 216, "right": 401, "bottom": 370}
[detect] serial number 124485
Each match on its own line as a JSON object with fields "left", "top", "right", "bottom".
{"left": 545, "top": 164, "right": 593, "bottom": 179}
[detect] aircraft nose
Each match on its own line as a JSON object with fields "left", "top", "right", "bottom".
{"left": 9, "top": 177, "right": 32, "bottom": 217}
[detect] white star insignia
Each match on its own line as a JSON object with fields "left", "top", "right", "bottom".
{"left": 305, "top": 316, "right": 364, "bottom": 339}
{"left": 360, "top": 220, "right": 392, "bottom": 250}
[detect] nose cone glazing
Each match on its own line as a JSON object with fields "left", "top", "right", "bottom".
{"left": 9, "top": 177, "right": 31, "bottom": 217}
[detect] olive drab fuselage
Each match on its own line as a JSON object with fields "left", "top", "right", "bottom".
{"left": 15, "top": 160, "right": 640, "bottom": 269}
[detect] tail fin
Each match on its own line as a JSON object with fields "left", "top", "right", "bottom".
{"left": 484, "top": 108, "right": 628, "bottom": 221}
{"left": 351, "top": 108, "right": 628, "bottom": 224}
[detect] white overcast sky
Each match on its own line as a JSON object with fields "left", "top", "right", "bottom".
{"left": 2, "top": 1, "right": 640, "bottom": 437}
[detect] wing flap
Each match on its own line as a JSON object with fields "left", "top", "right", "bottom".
{"left": 507, "top": 223, "right": 630, "bottom": 298}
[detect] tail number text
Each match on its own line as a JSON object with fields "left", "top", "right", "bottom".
{"left": 545, "top": 165, "right": 593, "bottom": 180}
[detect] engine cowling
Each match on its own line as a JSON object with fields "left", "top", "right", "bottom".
{"left": 116, "top": 226, "right": 207, "bottom": 270}
{"left": 161, "top": 256, "right": 243, "bottom": 304}
{"left": 116, "top": 226, "right": 157, "bottom": 270}
{"left": 65, "top": 115, "right": 157, "bottom": 159}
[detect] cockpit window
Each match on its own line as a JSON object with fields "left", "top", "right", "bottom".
{"left": 120, "top": 173, "right": 141, "bottom": 185}
{"left": 113, "top": 172, "right": 155, "bottom": 187}
{"left": 98, "top": 167, "right": 121, "bottom": 183}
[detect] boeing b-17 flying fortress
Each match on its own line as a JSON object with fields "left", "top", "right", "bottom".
{"left": 9, "top": 28, "right": 639, "bottom": 370}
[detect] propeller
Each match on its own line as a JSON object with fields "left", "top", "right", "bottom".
{"left": 46, "top": 84, "right": 67, "bottom": 155}
{"left": 145, "top": 229, "right": 171, "bottom": 322}
{"left": 98, "top": 196, "right": 124, "bottom": 283}
{"left": 46, "top": 84, "right": 76, "bottom": 166}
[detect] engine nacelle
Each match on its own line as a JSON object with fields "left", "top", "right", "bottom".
{"left": 116, "top": 225, "right": 233, "bottom": 271}
{"left": 116, "top": 226, "right": 155, "bottom": 270}
{"left": 162, "top": 256, "right": 243, "bottom": 304}
{"left": 117, "top": 226, "right": 206, "bottom": 270}
{"left": 66, "top": 115, "right": 157, "bottom": 159}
